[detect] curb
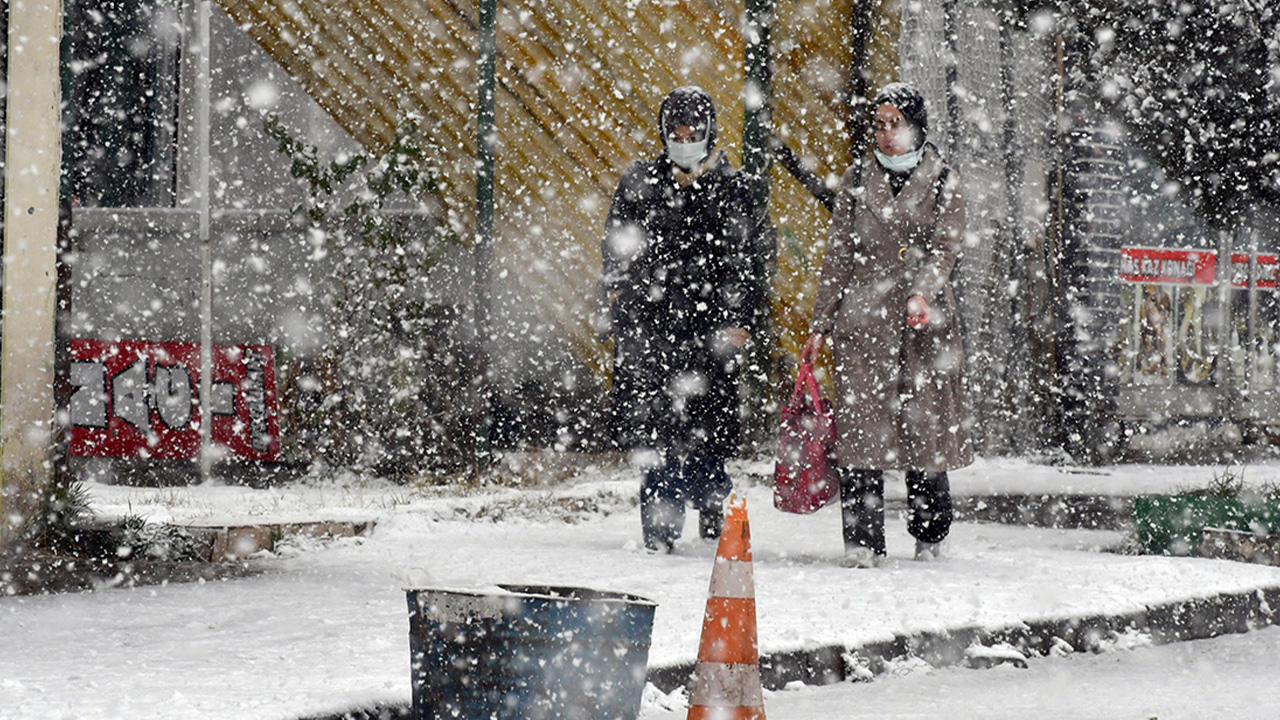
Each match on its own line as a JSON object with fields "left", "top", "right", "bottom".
{"left": 180, "top": 520, "right": 376, "bottom": 562}
{"left": 952, "top": 493, "right": 1135, "bottom": 531}
{"left": 648, "top": 584, "right": 1280, "bottom": 693}
{"left": 303, "top": 584, "right": 1280, "bottom": 719}
{"left": 741, "top": 467, "right": 1138, "bottom": 531}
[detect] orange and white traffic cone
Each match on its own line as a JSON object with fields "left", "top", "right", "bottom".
{"left": 686, "top": 495, "right": 765, "bottom": 720}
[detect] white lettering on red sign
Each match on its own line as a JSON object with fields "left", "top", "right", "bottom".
{"left": 1230, "top": 254, "right": 1278, "bottom": 289}
{"left": 68, "top": 340, "right": 279, "bottom": 461}
{"left": 1119, "top": 247, "right": 1217, "bottom": 285}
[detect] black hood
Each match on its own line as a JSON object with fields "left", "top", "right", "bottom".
{"left": 873, "top": 82, "right": 928, "bottom": 147}
{"left": 659, "top": 86, "right": 717, "bottom": 153}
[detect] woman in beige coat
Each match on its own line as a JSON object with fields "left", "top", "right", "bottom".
{"left": 802, "top": 82, "right": 973, "bottom": 568}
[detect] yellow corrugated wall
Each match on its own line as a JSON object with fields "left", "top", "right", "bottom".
{"left": 770, "top": 0, "right": 899, "bottom": 366}
{"left": 217, "top": 0, "right": 898, "bottom": 381}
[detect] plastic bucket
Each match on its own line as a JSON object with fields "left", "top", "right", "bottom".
{"left": 406, "top": 584, "right": 657, "bottom": 720}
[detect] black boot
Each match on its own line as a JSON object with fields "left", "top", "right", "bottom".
{"left": 839, "top": 468, "right": 886, "bottom": 559}
{"left": 698, "top": 506, "right": 724, "bottom": 539}
{"left": 641, "top": 453, "right": 684, "bottom": 553}
{"left": 907, "top": 470, "right": 952, "bottom": 561}
{"left": 685, "top": 455, "right": 730, "bottom": 541}
{"left": 905, "top": 471, "right": 953, "bottom": 544}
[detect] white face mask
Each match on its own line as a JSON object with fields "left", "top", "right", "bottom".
{"left": 667, "top": 138, "right": 709, "bottom": 172}
{"left": 875, "top": 147, "right": 922, "bottom": 173}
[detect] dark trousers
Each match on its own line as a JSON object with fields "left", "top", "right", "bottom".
{"left": 641, "top": 453, "right": 732, "bottom": 547}
{"left": 839, "top": 468, "right": 953, "bottom": 555}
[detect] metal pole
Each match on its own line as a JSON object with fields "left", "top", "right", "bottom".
{"left": 846, "top": 0, "right": 874, "bottom": 153}
{"left": 1247, "top": 228, "right": 1258, "bottom": 394}
{"left": 1216, "top": 229, "right": 1234, "bottom": 412}
{"left": 1049, "top": 29, "right": 1070, "bottom": 452}
{"left": 473, "top": 0, "right": 496, "bottom": 470}
{"left": 941, "top": 0, "right": 962, "bottom": 159}
{"left": 742, "top": 0, "right": 776, "bottom": 454}
{"left": 998, "top": 11, "right": 1030, "bottom": 449}
{"left": 196, "top": 0, "right": 213, "bottom": 483}
{"left": 743, "top": 0, "right": 772, "bottom": 204}
{"left": 54, "top": 10, "right": 76, "bottom": 500}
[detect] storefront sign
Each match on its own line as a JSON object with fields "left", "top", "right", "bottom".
{"left": 1119, "top": 247, "right": 1217, "bottom": 285}
{"left": 68, "top": 339, "right": 279, "bottom": 461}
{"left": 1230, "top": 254, "right": 1278, "bottom": 289}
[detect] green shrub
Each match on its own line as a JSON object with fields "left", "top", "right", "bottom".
{"left": 266, "top": 115, "right": 470, "bottom": 480}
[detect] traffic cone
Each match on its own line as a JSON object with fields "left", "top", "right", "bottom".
{"left": 686, "top": 495, "right": 765, "bottom": 720}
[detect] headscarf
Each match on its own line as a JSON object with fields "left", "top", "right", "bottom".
{"left": 872, "top": 82, "right": 928, "bottom": 149}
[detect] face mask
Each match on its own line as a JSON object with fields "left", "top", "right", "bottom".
{"left": 668, "top": 138, "right": 709, "bottom": 172}
{"left": 875, "top": 147, "right": 922, "bottom": 173}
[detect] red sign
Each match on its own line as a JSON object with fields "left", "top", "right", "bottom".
{"left": 68, "top": 340, "right": 279, "bottom": 461}
{"left": 1119, "top": 247, "right": 1217, "bottom": 285}
{"left": 1230, "top": 254, "right": 1278, "bottom": 289}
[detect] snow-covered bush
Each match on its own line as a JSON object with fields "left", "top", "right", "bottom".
{"left": 266, "top": 116, "right": 470, "bottom": 481}
{"left": 18, "top": 479, "right": 94, "bottom": 554}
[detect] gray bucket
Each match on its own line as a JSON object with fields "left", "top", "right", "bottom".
{"left": 406, "top": 584, "right": 657, "bottom": 720}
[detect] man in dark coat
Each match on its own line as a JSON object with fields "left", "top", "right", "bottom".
{"left": 596, "top": 86, "right": 755, "bottom": 553}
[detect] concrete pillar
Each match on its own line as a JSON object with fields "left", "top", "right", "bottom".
{"left": 1, "top": 0, "right": 63, "bottom": 547}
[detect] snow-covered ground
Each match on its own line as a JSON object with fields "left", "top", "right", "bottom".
{"left": 642, "top": 625, "right": 1280, "bottom": 719}
{"left": 4, "top": 456, "right": 1280, "bottom": 719}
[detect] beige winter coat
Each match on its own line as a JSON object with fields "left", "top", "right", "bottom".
{"left": 811, "top": 146, "right": 974, "bottom": 471}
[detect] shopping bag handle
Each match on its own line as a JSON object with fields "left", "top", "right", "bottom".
{"left": 789, "top": 360, "right": 825, "bottom": 409}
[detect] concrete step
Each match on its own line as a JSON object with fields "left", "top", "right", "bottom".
{"left": 180, "top": 520, "right": 376, "bottom": 562}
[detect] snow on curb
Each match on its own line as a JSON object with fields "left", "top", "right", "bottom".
{"left": 299, "top": 585, "right": 1280, "bottom": 720}
{"left": 651, "top": 584, "right": 1280, "bottom": 693}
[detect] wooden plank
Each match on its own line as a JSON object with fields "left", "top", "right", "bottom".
{"left": 278, "top": 0, "right": 405, "bottom": 145}
{"left": 221, "top": 0, "right": 394, "bottom": 148}
{"left": 527, "top": 0, "right": 675, "bottom": 132}
{"left": 492, "top": 32, "right": 615, "bottom": 190}
{"left": 497, "top": 0, "right": 642, "bottom": 183}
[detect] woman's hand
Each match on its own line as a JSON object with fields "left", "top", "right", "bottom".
{"left": 907, "top": 295, "right": 931, "bottom": 329}
{"left": 800, "top": 333, "right": 824, "bottom": 362}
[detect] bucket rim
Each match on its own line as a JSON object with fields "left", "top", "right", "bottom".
{"left": 405, "top": 583, "right": 657, "bottom": 608}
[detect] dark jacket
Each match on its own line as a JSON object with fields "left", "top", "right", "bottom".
{"left": 598, "top": 150, "right": 755, "bottom": 456}
{"left": 812, "top": 147, "right": 974, "bottom": 471}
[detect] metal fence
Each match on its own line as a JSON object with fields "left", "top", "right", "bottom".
{"left": 898, "top": 2, "right": 1059, "bottom": 453}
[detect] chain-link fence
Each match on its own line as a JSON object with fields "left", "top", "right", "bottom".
{"left": 898, "top": 2, "right": 1061, "bottom": 454}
